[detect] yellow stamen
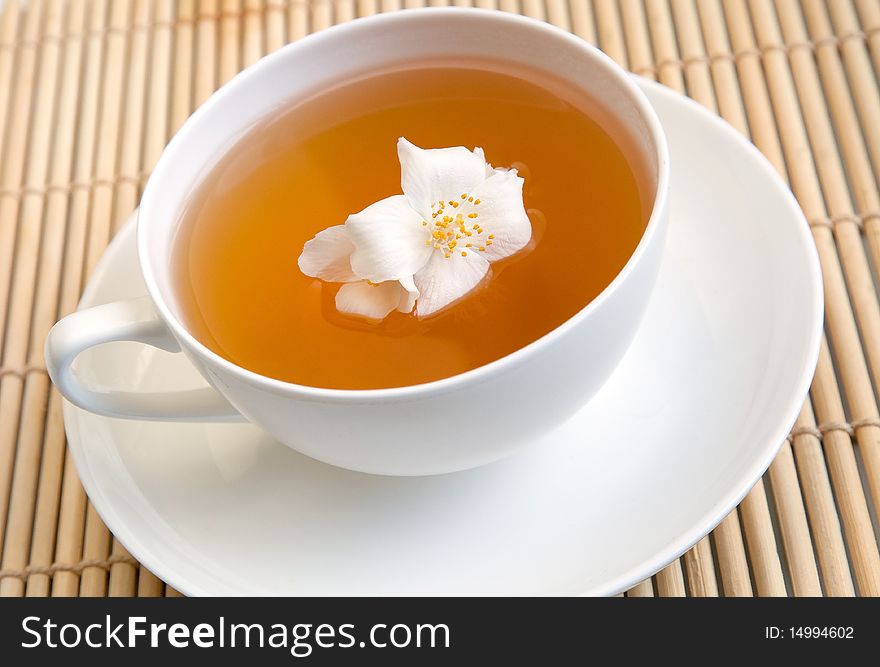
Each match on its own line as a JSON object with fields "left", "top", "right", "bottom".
{"left": 461, "top": 251, "right": 467, "bottom": 257}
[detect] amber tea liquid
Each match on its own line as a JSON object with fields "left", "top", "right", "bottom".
{"left": 173, "top": 64, "right": 647, "bottom": 389}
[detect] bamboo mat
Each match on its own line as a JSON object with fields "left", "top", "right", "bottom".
{"left": 0, "top": 0, "right": 879, "bottom": 598}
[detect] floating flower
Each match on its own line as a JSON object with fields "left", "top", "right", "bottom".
{"left": 298, "top": 137, "right": 532, "bottom": 319}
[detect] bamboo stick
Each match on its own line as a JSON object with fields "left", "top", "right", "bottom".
{"left": 521, "top": 0, "right": 545, "bottom": 21}
{"left": 728, "top": 0, "right": 880, "bottom": 596}
{"left": 594, "top": 0, "right": 628, "bottom": 68}
{"left": 220, "top": 0, "right": 241, "bottom": 84}
{"left": 313, "top": 0, "right": 332, "bottom": 30}
{"left": 696, "top": 0, "right": 751, "bottom": 135}
{"left": 0, "top": 0, "right": 44, "bottom": 356}
{"left": 358, "top": 0, "right": 380, "bottom": 17}
{"left": 336, "top": 0, "right": 356, "bottom": 22}
{"left": 714, "top": 0, "right": 843, "bottom": 599}
{"left": 49, "top": 0, "right": 110, "bottom": 598}
{"left": 854, "top": 0, "right": 880, "bottom": 77}
{"left": 682, "top": 539, "right": 719, "bottom": 596}
{"left": 472, "top": 0, "right": 495, "bottom": 10}
{"left": 716, "top": 0, "right": 785, "bottom": 173}
{"left": 243, "top": 0, "right": 264, "bottom": 66}
{"left": 144, "top": 0, "right": 175, "bottom": 180}
{"left": 109, "top": 2, "right": 150, "bottom": 581}
{"left": 77, "top": 479, "right": 112, "bottom": 593}
{"left": 497, "top": 0, "right": 519, "bottom": 15}
{"left": 825, "top": 1, "right": 880, "bottom": 188}
{"left": 428, "top": 0, "right": 450, "bottom": 7}
{"left": 569, "top": 0, "right": 595, "bottom": 44}
{"left": 765, "top": 442, "right": 822, "bottom": 596}
{"left": 111, "top": 0, "right": 151, "bottom": 237}
{"left": 739, "top": 482, "right": 787, "bottom": 596}
{"left": 800, "top": 0, "right": 880, "bottom": 389}
{"left": 545, "top": 0, "right": 572, "bottom": 33}
{"left": 671, "top": 0, "right": 714, "bottom": 104}
{"left": 712, "top": 514, "right": 753, "bottom": 596}
{"left": 77, "top": 0, "right": 135, "bottom": 598}
{"left": 5, "top": 0, "right": 89, "bottom": 597}
{"left": 0, "top": 0, "right": 64, "bottom": 597}
{"left": 195, "top": 0, "right": 218, "bottom": 106}
{"left": 0, "top": 0, "right": 46, "bottom": 561}
{"left": 626, "top": 579, "right": 655, "bottom": 597}
{"left": 172, "top": 0, "right": 196, "bottom": 132}
{"left": 811, "top": 342, "right": 880, "bottom": 595}
{"left": 787, "top": 404, "right": 853, "bottom": 595}
{"left": 49, "top": 440, "right": 88, "bottom": 581}
{"left": 769, "top": 0, "right": 880, "bottom": 532}
{"left": 655, "top": 561, "right": 686, "bottom": 597}
{"left": 798, "top": 0, "right": 880, "bottom": 543}
{"left": 82, "top": 0, "right": 131, "bottom": 278}
{"left": 650, "top": 1, "right": 706, "bottom": 97}
{"left": 705, "top": 0, "right": 821, "bottom": 596}
{"left": 645, "top": 0, "right": 685, "bottom": 89}
{"left": 620, "top": 0, "right": 655, "bottom": 78}
{"left": 778, "top": 0, "right": 880, "bottom": 383}
{"left": 0, "top": 1, "right": 20, "bottom": 167}
{"left": 266, "top": 0, "right": 286, "bottom": 51}
{"left": 290, "top": 0, "right": 309, "bottom": 40}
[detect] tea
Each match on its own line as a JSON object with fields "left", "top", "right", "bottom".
{"left": 173, "top": 64, "right": 646, "bottom": 389}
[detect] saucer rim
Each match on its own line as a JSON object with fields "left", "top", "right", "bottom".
{"left": 63, "top": 79, "right": 823, "bottom": 597}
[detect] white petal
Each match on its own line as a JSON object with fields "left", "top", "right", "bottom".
{"left": 398, "top": 138, "right": 490, "bottom": 219}
{"left": 465, "top": 170, "right": 532, "bottom": 261}
{"left": 345, "top": 194, "right": 432, "bottom": 284}
{"left": 397, "top": 274, "right": 419, "bottom": 314}
{"left": 297, "top": 225, "right": 357, "bottom": 282}
{"left": 335, "top": 280, "right": 407, "bottom": 321}
{"left": 414, "top": 250, "right": 490, "bottom": 318}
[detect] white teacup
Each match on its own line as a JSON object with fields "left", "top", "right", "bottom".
{"left": 46, "top": 8, "right": 669, "bottom": 476}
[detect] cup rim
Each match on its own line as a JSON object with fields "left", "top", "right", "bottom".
{"left": 139, "top": 7, "right": 670, "bottom": 402}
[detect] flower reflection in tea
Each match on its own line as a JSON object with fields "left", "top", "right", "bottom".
{"left": 298, "top": 138, "right": 532, "bottom": 319}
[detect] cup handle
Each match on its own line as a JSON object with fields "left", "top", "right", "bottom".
{"left": 45, "top": 295, "right": 244, "bottom": 422}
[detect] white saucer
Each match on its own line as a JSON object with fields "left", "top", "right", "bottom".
{"left": 63, "top": 80, "right": 822, "bottom": 596}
